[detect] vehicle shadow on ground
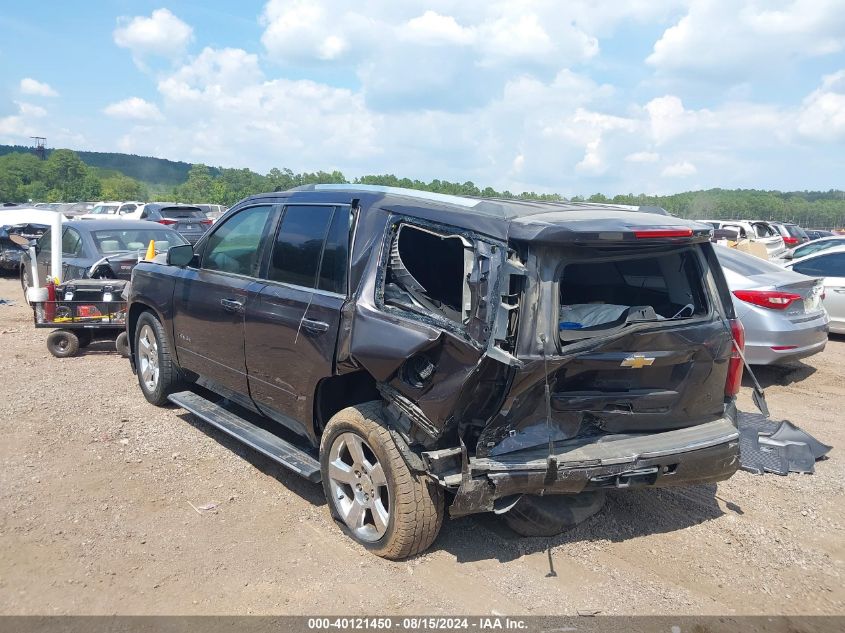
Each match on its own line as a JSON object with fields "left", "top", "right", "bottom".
{"left": 175, "top": 411, "right": 326, "bottom": 507}
{"left": 746, "top": 361, "right": 817, "bottom": 388}
{"left": 436, "top": 484, "right": 731, "bottom": 564}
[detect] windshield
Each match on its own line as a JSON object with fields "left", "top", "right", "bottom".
{"left": 557, "top": 246, "right": 709, "bottom": 341}
{"left": 715, "top": 245, "right": 785, "bottom": 275}
{"left": 161, "top": 208, "right": 204, "bottom": 218}
{"left": 91, "top": 228, "right": 189, "bottom": 254}
{"left": 92, "top": 205, "right": 119, "bottom": 215}
{"left": 794, "top": 239, "right": 845, "bottom": 259}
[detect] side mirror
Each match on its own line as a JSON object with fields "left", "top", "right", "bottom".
{"left": 166, "top": 243, "right": 195, "bottom": 267}
{"left": 783, "top": 251, "right": 794, "bottom": 260}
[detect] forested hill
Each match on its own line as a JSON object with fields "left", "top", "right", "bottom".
{"left": 1, "top": 145, "right": 844, "bottom": 227}
{"left": 0, "top": 144, "right": 218, "bottom": 185}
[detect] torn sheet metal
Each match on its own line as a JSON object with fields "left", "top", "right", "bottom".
{"left": 737, "top": 412, "right": 831, "bottom": 475}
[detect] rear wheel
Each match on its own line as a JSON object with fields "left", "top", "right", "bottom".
{"left": 46, "top": 330, "right": 80, "bottom": 358}
{"left": 320, "top": 403, "right": 444, "bottom": 560}
{"left": 134, "top": 312, "right": 181, "bottom": 406}
{"left": 115, "top": 331, "right": 130, "bottom": 358}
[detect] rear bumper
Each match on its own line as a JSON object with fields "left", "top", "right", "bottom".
{"left": 445, "top": 417, "right": 740, "bottom": 517}
{"left": 743, "top": 314, "right": 829, "bottom": 365}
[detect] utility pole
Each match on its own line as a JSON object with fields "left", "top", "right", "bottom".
{"left": 30, "top": 136, "right": 46, "bottom": 160}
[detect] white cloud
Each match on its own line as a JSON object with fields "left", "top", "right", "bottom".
{"left": 20, "top": 78, "right": 58, "bottom": 97}
{"left": 626, "top": 151, "right": 660, "bottom": 163}
{"left": 260, "top": 0, "right": 359, "bottom": 62}
{"left": 404, "top": 11, "right": 474, "bottom": 45}
{"left": 0, "top": 101, "right": 47, "bottom": 140}
{"left": 104, "top": 97, "right": 163, "bottom": 121}
{"left": 114, "top": 8, "right": 193, "bottom": 61}
{"left": 97, "top": 2, "right": 845, "bottom": 196}
{"left": 797, "top": 69, "right": 845, "bottom": 141}
{"left": 662, "top": 161, "right": 697, "bottom": 177}
{"left": 648, "top": 0, "right": 845, "bottom": 77}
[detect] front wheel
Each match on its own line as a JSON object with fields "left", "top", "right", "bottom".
{"left": 134, "top": 311, "right": 181, "bottom": 406}
{"left": 320, "top": 403, "right": 444, "bottom": 560}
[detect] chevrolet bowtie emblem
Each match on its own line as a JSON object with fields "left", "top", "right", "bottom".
{"left": 621, "top": 354, "right": 655, "bottom": 369}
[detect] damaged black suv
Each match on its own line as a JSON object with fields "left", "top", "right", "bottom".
{"left": 127, "top": 185, "right": 742, "bottom": 559}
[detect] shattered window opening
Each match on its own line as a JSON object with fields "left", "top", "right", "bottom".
{"left": 384, "top": 224, "right": 473, "bottom": 326}
{"left": 557, "top": 248, "right": 708, "bottom": 343}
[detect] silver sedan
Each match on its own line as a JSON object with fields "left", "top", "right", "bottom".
{"left": 716, "top": 246, "right": 828, "bottom": 365}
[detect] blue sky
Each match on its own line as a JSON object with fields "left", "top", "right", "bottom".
{"left": 1, "top": 1, "right": 844, "bottom": 196}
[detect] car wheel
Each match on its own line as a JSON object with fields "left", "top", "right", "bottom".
{"left": 20, "top": 266, "right": 32, "bottom": 304}
{"left": 46, "top": 330, "right": 80, "bottom": 358}
{"left": 134, "top": 311, "right": 181, "bottom": 406}
{"left": 502, "top": 491, "right": 606, "bottom": 537}
{"left": 320, "top": 402, "right": 444, "bottom": 560}
{"left": 115, "top": 331, "right": 130, "bottom": 358}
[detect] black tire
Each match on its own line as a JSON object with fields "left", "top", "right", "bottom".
{"left": 134, "top": 311, "right": 182, "bottom": 406}
{"left": 115, "top": 331, "right": 130, "bottom": 358}
{"left": 46, "top": 330, "right": 80, "bottom": 358}
{"left": 20, "top": 266, "right": 32, "bottom": 305}
{"left": 502, "top": 491, "right": 606, "bottom": 537}
{"left": 320, "top": 402, "right": 444, "bottom": 560}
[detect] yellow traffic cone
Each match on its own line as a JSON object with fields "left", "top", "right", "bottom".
{"left": 145, "top": 239, "right": 156, "bottom": 261}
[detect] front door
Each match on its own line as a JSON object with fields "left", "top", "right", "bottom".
{"left": 245, "top": 204, "right": 350, "bottom": 439}
{"left": 172, "top": 204, "right": 275, "bottom": 398}
{"left": 792, "top": 252, "right": 845, "bottom": 333}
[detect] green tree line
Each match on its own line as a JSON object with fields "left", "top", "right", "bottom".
{"left": 2, "top": 148, "right": 844, "bottom": 228}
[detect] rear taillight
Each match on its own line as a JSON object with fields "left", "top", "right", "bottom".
{"left": 732, "top": 289, "right": 801, "bottom": 310}
{"left": 725, "top": 318, "right": 745, "bottom": 398}
{"left": 157, "top": 219, "right": 177, "bottom": 226}
{"left": 783, "top": 236, "right": 799, "bottom": 246}
{"left": 200, "top": 219, "right": 213, "bottom": 226}
{"left": 633, "top": 228, "right": 693, "bottom": 239}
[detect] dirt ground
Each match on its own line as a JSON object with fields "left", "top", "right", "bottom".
{"left": 0, "top": 275, "right": 842, "bottom": 616}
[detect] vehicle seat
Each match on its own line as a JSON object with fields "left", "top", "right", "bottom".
{"left": 127, "top": 242, "right": 145, "bottom": 250}
{"left": 99, "top": 240, "right": 121, "bottom": 252}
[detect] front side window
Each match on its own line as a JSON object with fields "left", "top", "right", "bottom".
{"left": 793, "top": 253, "right": 845, "bottom": 278}
{"left": 268, "top": 205, "right": 334, "bottom": 288}
{"left": 203, "top": 205, "right": 273, "bottom": 276}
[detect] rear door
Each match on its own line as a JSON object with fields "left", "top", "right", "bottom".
{"left": 244, "top": 204, "right": 350, "bottom": 438}
{"left": 791, "top": 252, "right": 845, "bottom": 332}
{"left": 171, "top": 204, "right": 275, "bottom": 398}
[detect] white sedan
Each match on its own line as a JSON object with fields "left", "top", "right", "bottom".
{"left": 784, "top": 245, "right": 845, "bottom": 334}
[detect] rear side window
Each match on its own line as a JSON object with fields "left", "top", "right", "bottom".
{"left": 203, "top": 205, "right": 273, "bottom": 276}
{"left": 268, "top": 205, "right": 334, "bottom": 288}
{"left": 318, "top": 208, "right": 351, "bottom": 294}
{"left": 62, "top": 228, "right": 83, "bottom": 256}
{"left": 792, "top": 253, "right": 845, "bottom": 277}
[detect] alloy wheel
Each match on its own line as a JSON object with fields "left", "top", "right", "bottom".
{"left": 137, "top": 324, "right": 160, "bottom": 392}
{"left": 327, "top": 432, "right": 391, "bottom": 542}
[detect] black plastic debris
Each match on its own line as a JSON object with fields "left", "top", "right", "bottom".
{"left": 737, "top": 411, "right": 831, "bottom": 475}
{"left": 0, "top": 298, "right": 15, "bottom": 306}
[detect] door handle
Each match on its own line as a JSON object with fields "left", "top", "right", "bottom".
{"left": 301, "top": 318, "right": 330, "bottom": 334}
{"left": 832, "top": 287, "right": 845, "bottom": 294}
{"left": 220, "top": 298, "right": 244, "bottom": 313}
